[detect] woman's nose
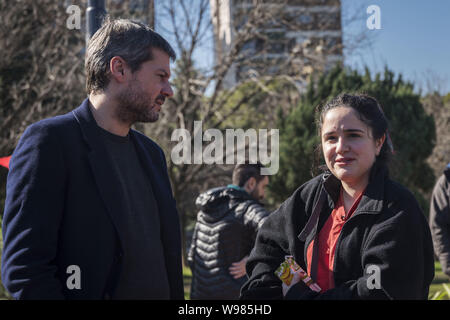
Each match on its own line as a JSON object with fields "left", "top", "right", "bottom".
{"left": 336, "top": 137, "right": 348, "bottom": 153}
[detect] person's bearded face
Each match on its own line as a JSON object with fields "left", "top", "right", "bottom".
{"left": 249, "top": 176, "right": 269, "bottom": 202}
{"left": 115, "top": 79, "right": 166, "bottom": 124}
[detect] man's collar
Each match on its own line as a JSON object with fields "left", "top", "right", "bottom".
{"left": 227, "top": 184, "right": 247, "bottom": 193}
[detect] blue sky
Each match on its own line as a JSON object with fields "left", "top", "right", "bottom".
{"left": 156, "top": 0, "right": 450, "bottom": 95}
{"left": 342, "top": 0, "right": 450, "bottom": 94}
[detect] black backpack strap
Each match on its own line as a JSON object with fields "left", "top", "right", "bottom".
{"left": 297, "top": 186, "right": 327, "bottom": 282}
{"left": 298, "top": 185, "right": 327, "bottom": 242}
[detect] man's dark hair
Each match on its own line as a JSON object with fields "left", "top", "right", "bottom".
{"left": 85, "top": 17, "right": 176, "bottom": 94}
{"left": 232, "top": 162, "right": 265, "bottom": 187}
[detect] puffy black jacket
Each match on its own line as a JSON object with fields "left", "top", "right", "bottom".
{"left": 188, "top": 186, "right": 269, "bottom": 300}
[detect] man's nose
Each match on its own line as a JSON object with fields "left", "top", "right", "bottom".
{"left": 161, "top": 81, "right": 174, "bottom": 98}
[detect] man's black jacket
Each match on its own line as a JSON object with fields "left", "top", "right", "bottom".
{"left": 241, "top": 166, "right": 435, "bottom": 300}
{"left": 1, "top": 99, "right": 183, "bottom": 299}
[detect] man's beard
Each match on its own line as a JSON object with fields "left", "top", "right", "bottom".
{"left": 250, "top": 188, "right": 263, "bottom": 202}
{"left": 115, "top": 80, "right": 164, "bottom": 124}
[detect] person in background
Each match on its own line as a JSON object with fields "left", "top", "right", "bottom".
{"left": 241, "top": 93, "right": 434, "bottom": 300}
{"left": 1, "top": 18, "right": 183, "bottom": 300}
{"left": 188, "top": 162, "right": 270, "bottom": 299}
{"left": 429, "top": 163, "right": 450, "bottom": 278}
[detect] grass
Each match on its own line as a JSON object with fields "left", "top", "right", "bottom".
{"left": 182, "top": 261, "right": 450, "bottom": 300}
{"left": 183, "top": 265, "right": 192, "bottom": 300}
{"left": 429, "top": 261, "right": 450, "bottom": 300}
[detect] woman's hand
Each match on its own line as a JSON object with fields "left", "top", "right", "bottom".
{"left": 281, "top": 268, "right": 306, "bottom": 296}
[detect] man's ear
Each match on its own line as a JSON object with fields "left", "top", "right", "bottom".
{"left": 109, "top": 56, "right": 128, "bottom": 83}
{"left": 244, "top": 177, "right": 256, "bottom": 192}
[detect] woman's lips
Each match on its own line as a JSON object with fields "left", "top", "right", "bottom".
{"left": 335, "top": 158, "right": 355, "bottom": 166}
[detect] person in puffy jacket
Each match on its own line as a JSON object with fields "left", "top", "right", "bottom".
{"left": 188, "top": 162, "right": 270, "bottom": 299}
{"left": 429, "top": 163, "right": 450, "bottom": 278}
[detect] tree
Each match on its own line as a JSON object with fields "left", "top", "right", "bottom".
{"left": 217, "top": 77, "right": 301, "bottom": 130}
{"left": 443, "top": 92, "right": 450, "bottom": 105}
{"left": 0, "top": 0, "right": 86, "bottom": 155}
{"left": 422, "top": 93, "right": 450, "bottom": 184}
{"left": 144, "top": 0, "right": 326, "bottom": 262}
{"left": 0, "top": 0, "right": 87, "bottom": 299}
{"left": 270, "top": 65, "right": 436, "bottom": 213}
{"left": 0, "top": 0, "right": 86, "bottom": 211}
{"left": 140, "top": 0, "right": 378, "bottom": 262}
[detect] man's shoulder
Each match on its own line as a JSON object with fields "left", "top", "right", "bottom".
{"left": 235, "top": 199, "right": 269, "bottom": 230}
{"left": 239, "top": 198, "right": 268, "bottom": 219}
{"left": 131, "top": 129, "right": 164, "bottom": 153}
{"left": 246, "top": 201, "right": 268, "bottom": 216}
{"left": 432, "top": 173, "right": 450, "bottom": 197}
{"left": 10, "top": 111, "right": 79, "bottom": 172}
{"left": 21, "top": 111, "right": 77, "bottom": 142}
{"left": 444, "top": 163, "right": 450, "bottom": 180}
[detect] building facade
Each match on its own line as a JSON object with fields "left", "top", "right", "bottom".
{"left": 210, "top": 0, "right": 343, "bottom": 88}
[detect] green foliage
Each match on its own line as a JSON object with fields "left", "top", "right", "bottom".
{"left": 269, "top": 65, "right": 436, "bottom": 211}
{"left": 429, "top": 261, "right": 450, "bottom": 300}
{"left": 217, "top": 77, "right": 300, "bottom": 130}
{"left": 430, "top": 283, "right": 450, "bottom": 300}
{"left": 217, "top": 82, "right": 270, "bottom": 130}
{"left": 443, "top": 92, "right": 450, "bottom": 105}
{"left": 183, "top": 265, "right": 192, "bottom": 300}
{"left": 0, "top": 217, "right": 11, "bottom": 299}
{"left": 268, "top": 100, "right": 318, "bottom": 203}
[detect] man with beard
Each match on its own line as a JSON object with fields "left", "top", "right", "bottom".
{"left": 1, "top": 19, "right": 183, "bottom": 300}
{"left": 187, "top": 162, "right": 270, "bottom": 300}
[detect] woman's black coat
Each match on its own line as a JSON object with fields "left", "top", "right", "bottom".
{"left": 241, "top": 166, "right": 435, "bottom": 300}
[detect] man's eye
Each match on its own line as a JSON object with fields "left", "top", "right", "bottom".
{"left": 325, "top": 136, "right": 336, "bottom": 141}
